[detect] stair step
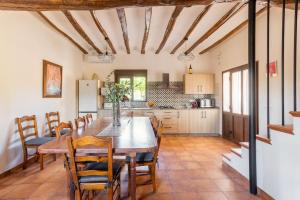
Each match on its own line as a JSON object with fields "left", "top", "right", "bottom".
{"left": 290, "top": 111, "right": 300, "bottom": 117}
{"left": 231, "top": 148, "right": 242, "bottom": 157}
{"left": 268, "top": 124, "right": 294, "bottom": 135}
{"left": 240, "top": 142, "right": 249, "bottom": 149}
{"left": 222, "top": 153, "right": 232, "bottom": 161}
{"left": 256, "top": 135, "right": 272, "bottom": 144}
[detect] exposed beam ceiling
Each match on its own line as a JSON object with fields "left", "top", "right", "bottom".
{"left": 37, "top": 12, "right": 88, "bottom": 54}
{"left": 90, "top": 10, "right": 117, "bottom": 54}
{"left": 170, "top": 4, "right": 212, "bottom": 54}
{"left": 155, "top": 6, "right": 184, "bottom": 54}
{"left": 63, "top": 10, "right": 102, "bottom": 54}
{"left": 141, "top": 7, "right": 152, "bottom": 54}
{"left": 0, "top": 0, "right": 212, "bottom": 10}
{"left": 117, "top": 8, "right": 130, "bottom": 54}
{"left": 199, "top": 6, "right": 267, "bottom": 54}
{"left": 184, "top": 2, "right": 241, "bottom": 55}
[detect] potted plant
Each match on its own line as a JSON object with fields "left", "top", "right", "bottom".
{"left": 105, "top": 72, "right": 131, "bottom": 126}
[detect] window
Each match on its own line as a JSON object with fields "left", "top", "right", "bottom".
{"left": 223, "top": 72, "right": 230, "bottom": 112}
{"left": 232, "top": 71, "right": 242, "bottom": 114}
{"left": 115, "top": 70, "right": 147, "bottom": 101}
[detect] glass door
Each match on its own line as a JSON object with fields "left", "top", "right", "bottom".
{"left": 222, "top": 65, "right": 253, "bottom": 143}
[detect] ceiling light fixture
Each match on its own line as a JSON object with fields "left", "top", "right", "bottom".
{"left": 98, "top": 48, "right": 115, "bottom": 63}
{"left": 177, "top": 38, "right": 195, "bottom": 62}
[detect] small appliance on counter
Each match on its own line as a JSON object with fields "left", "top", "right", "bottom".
{"left": 196, "top": 98, "right": 215, "bottom": 108}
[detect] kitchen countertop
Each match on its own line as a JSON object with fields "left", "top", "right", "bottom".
{"left": 99, "top": 107, "right": 220, "bottom": 111}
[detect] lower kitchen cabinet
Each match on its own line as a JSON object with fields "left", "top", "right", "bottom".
{"left": 189, "top": 109, "right": 218, "bottom": 134}
{"left": 177, "top": 110, "right": 189, "bottom": 133}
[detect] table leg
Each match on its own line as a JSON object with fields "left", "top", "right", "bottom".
{"left": 65, "top": 160, "right": 75, "bottom": 200}
{"left": 129, "top": 152, "right": 137, "bottom": 200}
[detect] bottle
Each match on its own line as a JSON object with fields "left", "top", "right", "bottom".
{"left": 188, "top": 65, "right": 192, "bottom": 74}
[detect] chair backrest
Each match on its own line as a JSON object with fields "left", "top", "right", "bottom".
{"left": 55, "top": 121, "right": 73, "bottom": 138}
{"left": 16, "top": 115, "right": 39, "bottom": 143}
{"left": 66, "top": 136, "right": 113, "bottom": 189}
{"left": 153, "top": 122, "right": 163, "bottom": 162}
{"left": 151, "top": 116, "right": 159, "bottom": 136}
{"left": 85, "top": 114, "right": 93, "bottom": 124}
{"left": 74, "top": 117, "right": 86, "bottom": 129}
{"left": 46, "top": 112, "right": 60, "bottom": 136}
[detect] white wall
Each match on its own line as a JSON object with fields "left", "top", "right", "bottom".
{"left": 83, "top": 53, "right": 212, "bottom": 81}
{"left": 0, "top": 12, "right": 84, "bottom": 173}
{"left": 210, "top": 7, "right": 300, "bottom": 136}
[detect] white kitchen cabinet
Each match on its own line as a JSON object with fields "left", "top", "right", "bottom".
{"left": 177, "top": 110, "right": 189, "bottom": 133}
{"left": 189, "top": 109, "right": 219, "bottom": 134}
{"left": 184, "top": 74, "right": 215, "bottom": 94}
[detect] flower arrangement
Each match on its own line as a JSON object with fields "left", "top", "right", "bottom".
{"left": 105, "top": 71, "right": 131, "bottom": 126}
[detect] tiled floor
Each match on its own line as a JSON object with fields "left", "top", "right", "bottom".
{"left": 0, "top": 136, "right": 264, "bottom": 200}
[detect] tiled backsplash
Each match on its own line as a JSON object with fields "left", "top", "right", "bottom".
{"left": 147, "top": 81, "right": 212, "bottom": 107}
{"left": 105, "top": 81, "right": 213, "bottom": 108}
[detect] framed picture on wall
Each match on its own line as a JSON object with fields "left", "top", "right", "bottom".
{"left": 43, "top": 60, "right": 62, "bottom": 98}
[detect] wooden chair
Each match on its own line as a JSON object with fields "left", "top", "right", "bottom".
{"left": 46, "top": 112, "right": 60, "bottom": 137}
{"left": 85, "top": 114, "right": 93, "bottom": 125}
{"left": 65, "top": 136, "right": 122, "bottom": 200}
{"left": 75, "top": 117, "right": 86, "bottom": 130}
{"left": 16, "top": 115, "right": 54, "bottom": 170}
{"left": 126, "top": 121, "right": 163, "bottom": 193}
{"left": 55, "top": 121, "right": 73, "bottom": 139}
{"left": 150, "top": 115, "right": 159, "bottom": 137}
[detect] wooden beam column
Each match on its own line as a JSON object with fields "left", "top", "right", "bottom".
{"left": 63, "top": 10, "right": 102, "bottom": 54}
{"left": 90, "top": 10, "right": 117, "bottom": 54}
{"left": 141, "top": 7, "right": 152, "bottom": 54}
{"left": 117, "top": 8, "right": 130, "bottom": 54}
{"left": 184, "top": 3, "right": 241, "bottom": 55}
{"left": 155, "top": 6, "right": 184, "bottom": 54}
{"left": 171, "top": 4, "right": 212, "bottom": 54}
{"left": 37, "top": 12, "right": 88, "bottom": 54}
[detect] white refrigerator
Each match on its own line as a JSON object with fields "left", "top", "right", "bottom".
{"left": 78, "top": 80, "right": 99, "bottom": 119}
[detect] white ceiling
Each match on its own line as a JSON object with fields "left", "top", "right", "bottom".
{"left": 40, "top": 2, "right": 264, "bottom": 56}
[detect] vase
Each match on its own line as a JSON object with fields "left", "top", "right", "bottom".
{"left": 112, "top": 101, "right": 121, "bottom": 126}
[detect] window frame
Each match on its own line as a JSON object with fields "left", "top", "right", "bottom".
{"left": 114, "top": 70, "right": 148, "bottom": 102}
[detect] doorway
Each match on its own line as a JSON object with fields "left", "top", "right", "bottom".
{"left": 222, "top": 63, "right": 258, "bottom": 143}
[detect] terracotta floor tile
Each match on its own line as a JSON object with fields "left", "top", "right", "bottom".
{"left": 0, "top": 136, "right": 265, "bottom": 200}
{"left": 197, "top": 191, "right": 228, "bottom": 200}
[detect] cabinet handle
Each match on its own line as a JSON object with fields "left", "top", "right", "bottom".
{"left": 205, "top": 111, "right": 207, "bottom": 118}
{"left": 177, "top": 111, "right": 180, "bottom": 118}
{"left": 200, "top": 85, "right": 203, "bottom": 92}
{"left": 201, "top": 111, "right": 203, "bottom": 118}
{"left": 163, "top": 111, "right": 172, "bottom": 113}
{"left": 197, "top": 85, "right": 199, "bottom": 92}
{"left": 163, "top": 117, "right": 172, "bottom": 120}
{"left": 164, "top": 126, "right": 172, "bottom": 129}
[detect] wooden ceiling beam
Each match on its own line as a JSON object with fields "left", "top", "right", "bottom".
{"left": 155, "top": 6, "right": 184, "bottom": 54}
{"left": 184, "top": 2, "right": 242, "bottom": 55}
{"left": 199, "top": 7, "right": 267, "bottom": 54}
{"left": 63, "top": 10, "right": 102, "bottom": 54}
{"left": 117, "top": 8, "right": 130, "bottom": 54}
{"left": 170, "top": 4, "right": 212, "bottom": 54}
{"left": 141, "top": 7, "right": 152, "bottom": 54}
{"left": 37, "top": 12, "right": 88, "bottom": 54}
{"left": 90, "top": 10, "right": 117, "bottom": 54}
{"left": 0, "top": 0, "right": 212, "bottom": 11}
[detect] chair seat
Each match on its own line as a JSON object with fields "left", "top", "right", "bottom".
{"left": 79, "top": 162, "right": 121, "bottom": 184}
{"left": 126, "top": 152, "right": 154, "bottom": 163}
{"left": 50, "top": 128, "right": 70, "bottom": 136}
{"left": 25, "top": 137, "right": 54, "bottom": 146}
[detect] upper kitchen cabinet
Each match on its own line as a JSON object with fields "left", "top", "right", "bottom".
{"left": 184, "top": 74, "right": 215, "bottom": 94}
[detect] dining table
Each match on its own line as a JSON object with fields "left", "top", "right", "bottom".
{"left": 38, "top": 116, "right": 157, "bottom": 200}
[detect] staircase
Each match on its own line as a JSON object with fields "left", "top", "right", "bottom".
{"left": 222, "top": 112, "right": 300, "bottom": 200}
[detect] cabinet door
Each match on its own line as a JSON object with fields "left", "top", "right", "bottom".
{"left": 202, "top": 109, "right": 218, "bottom": 134}
{"left": 188, "top": 110, "right": 204, "bottom": 133}
{"left": 184, "top": 74, "right": 197, "bottom": 94}
{"left": 198, "top": 74, "right": 215, "bottom": 94}
{"left": 177, "top": 110, "right": 189, "bottom": 133}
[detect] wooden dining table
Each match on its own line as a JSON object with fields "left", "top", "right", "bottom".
{"left": 38, "top": 116, "right": 157, "bottom": 200}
